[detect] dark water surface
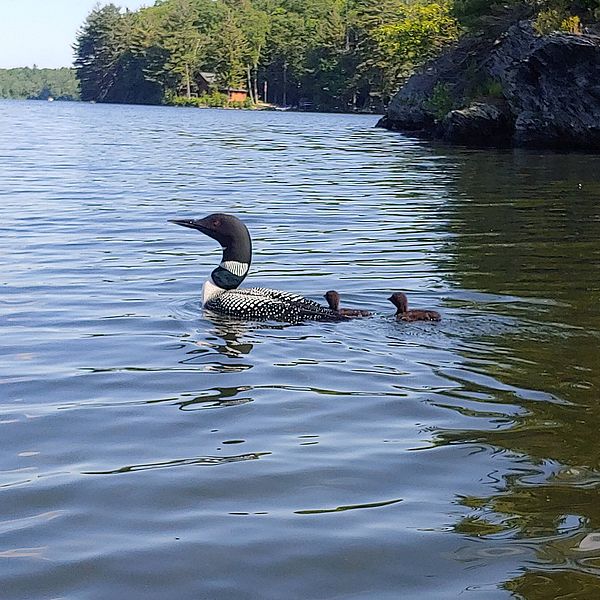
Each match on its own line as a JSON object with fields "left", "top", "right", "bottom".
{"left": 2, "top": 100, "right": 600, "bottom": 599}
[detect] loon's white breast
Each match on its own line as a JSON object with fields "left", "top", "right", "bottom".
{"left": 202, "top": 278, "right": 226, "bottom": 304}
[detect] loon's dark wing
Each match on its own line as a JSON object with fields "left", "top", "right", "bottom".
{"left": 204, "top": 287, "right": 347, "bottom": 322}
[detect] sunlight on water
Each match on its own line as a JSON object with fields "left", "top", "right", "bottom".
{"left": 1, "top": 100, "right": 600, "bottom": 599}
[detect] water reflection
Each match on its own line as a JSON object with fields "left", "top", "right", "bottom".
{"left": 173, "top": 317, "right": 256, "bottom": 371}
{"left": 83, "top": 452, "right": 266, "bottom": 474}
{"left": 176, "top": 387, "right": 254, "bottom": 411}
{"left": 295, "top": 497, "right": 403, "bottom": 515}
{"left": 437, "top": 148, "right": 600, "bottom": 595}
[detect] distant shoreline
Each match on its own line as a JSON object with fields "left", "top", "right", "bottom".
{"left": 0, "top": 96, "right": 382, "bottom": 116}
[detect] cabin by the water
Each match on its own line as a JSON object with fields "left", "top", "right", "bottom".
{"left": 197, "top": 72, "right": 248, "bottom": 103}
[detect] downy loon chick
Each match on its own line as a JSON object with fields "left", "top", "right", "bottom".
{"left": 388, "top": 292, "right": 441, "bottom": 322}
{"left": 324, "top": 290, "right": 372, "bottom": 317}
{"left": 171, "top": 213, "right": 347, "bottom": 323}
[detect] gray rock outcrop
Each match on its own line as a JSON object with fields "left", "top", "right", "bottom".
{"left": 377, "top": 21, "right": 600, "bottom": 151}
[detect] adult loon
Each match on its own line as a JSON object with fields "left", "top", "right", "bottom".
{"left": 324, "top": 290, "right": 372, "bottom": 317}
{"left": 388, "top": 292, "right": 441, "bottom": 322}
{"left": 171, "top": 213, "right": 347, "bottom": 322}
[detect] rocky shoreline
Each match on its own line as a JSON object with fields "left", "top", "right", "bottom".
{"left": 377, "top": 21, "right": 600, "bottom": 151}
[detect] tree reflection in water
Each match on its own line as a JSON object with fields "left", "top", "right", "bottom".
{"left": 436, "top": 148, "right": 600, "bottom": 598}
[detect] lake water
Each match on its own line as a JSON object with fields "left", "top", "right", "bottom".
{"left": 2, "top": 99, "right": 600, "bottom": 599}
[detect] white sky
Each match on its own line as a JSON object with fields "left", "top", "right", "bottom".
{"left": 0, "top": 0, "right": 150, "bottom": 68}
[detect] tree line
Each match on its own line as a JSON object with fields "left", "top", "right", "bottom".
{"left": 72, "top": 0, "right": 600, "bottom": 110}
{"left": 0, "top": 67, "right": 79, "bottom": 101}
{"left": 73, "top": 0, "right": 458, "bottom": 110}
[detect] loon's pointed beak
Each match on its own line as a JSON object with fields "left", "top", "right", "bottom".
{"left": 169, "top": 215, "right": 232, "bottom": 249}
{"left": 169, "top": 218, "right": 210, "bottom": 232}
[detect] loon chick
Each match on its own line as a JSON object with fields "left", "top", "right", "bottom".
{"left": 171, "top": 213, "right": 347, "bottom": 323}
{"left": 324, "top": 290, "right": 372, "bottom": 317}
{"left": 388, "top": 292, "right": 441, "bottom": 322}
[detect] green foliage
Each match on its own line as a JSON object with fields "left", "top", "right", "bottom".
{"left": 482, "top": 79, "right": 503, "bottom": 98}
{"left": 454, "top": 0, "right": 600, "bottom": 30}
{"left": 213, "top": 7, "right": 248, "bottom": 89}
{"left": 446, "top": 74, "right": 506, "bottom": 115}
{"left": 171, "top": 90, "right": 229, "bottom": 107}
{"left": 424, "top": 82, "right": 454, "bottom": 118}
{"left": 0, "top": 67, "right": 79, "bottom": 100}
{"left": 74, "top": 4, "right": 125, "bottom": 102}
{"left": 464, "top": 77, "right": 504, "bottom": 104}
{"left": 451, "top": 0, "right": 523, "bottom": 29}
{"left": 562, "top": 14, "right": 583, "bottom": 31}
{"left": 534, "top": 9, "right": 582, "bottom": 33}
{"left": 74, "top": 4, "right": 163, "bottom": 104}
{"left": 170, "top": 91, "right": 255, "bottom": 108}
{"left": 158, "top": 0, "right": 211, "bottom": 96}
{"left": 72, "top": 0, "right": 463, "bottom": 110}
{"left": 372, "top": 1, "right": 459, "bottom": 96}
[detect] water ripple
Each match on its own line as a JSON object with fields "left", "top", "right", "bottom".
{"left": 2, "top": 100, "right": 600, "bottom": 600}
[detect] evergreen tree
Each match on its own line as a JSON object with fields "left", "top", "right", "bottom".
{"left": 74, "top": 4, "right": 126, "bottom": 102}
{"left": 74, "top": 4, "right": 162, "bottom": 104}
{"left": 213, "top": 6, "right": 248, "bottom": 89}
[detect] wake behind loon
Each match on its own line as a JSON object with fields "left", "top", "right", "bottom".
{"left": 171, "top": 213, "right": 347, "bottom": 323}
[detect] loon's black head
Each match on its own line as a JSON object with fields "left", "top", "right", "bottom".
{"left": 170, "top": 213, "right": 251, "bottom": 261}
{"left": 170, "top": 213, "right": 252, "bottom": 290}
